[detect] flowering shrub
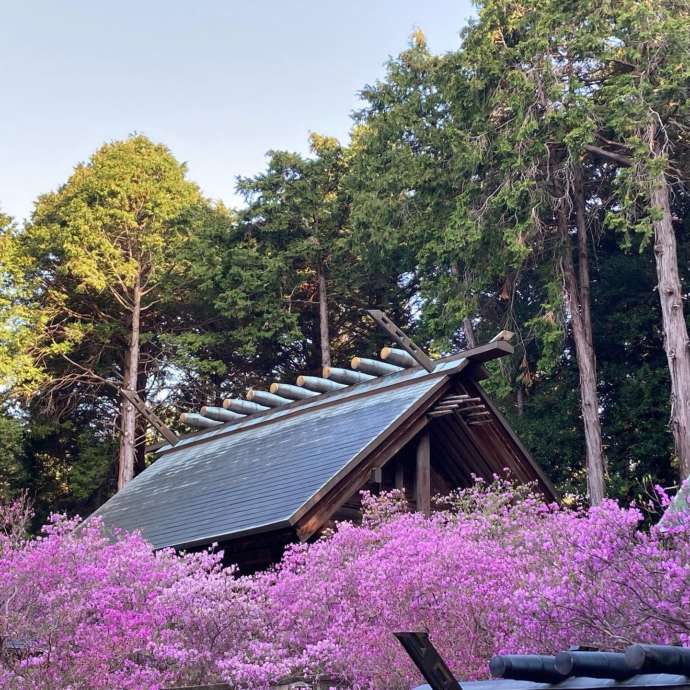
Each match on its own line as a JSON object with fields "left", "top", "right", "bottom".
{"left": 0, "top": 480, "right": 688, "bottom": 689}
{"left": 0, "top": 512, "right": 237, "bottom": 689}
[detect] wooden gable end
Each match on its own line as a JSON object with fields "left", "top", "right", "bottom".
{"left": 292, "top": 370, "right": 556, "bottom": 543}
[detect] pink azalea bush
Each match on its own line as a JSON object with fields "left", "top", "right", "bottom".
{"left": 0, "top": 511, "right": 240, "bottom": 689}
{"left": 0, "top": 479, "right": 688, "bottom": 689}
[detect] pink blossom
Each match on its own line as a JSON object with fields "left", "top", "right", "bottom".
{"left": 0, "top": 480, "right": 688, "bottom": 689}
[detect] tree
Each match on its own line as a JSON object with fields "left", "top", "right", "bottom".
{"left": 350, "top": 33, "right": 483, "bottom": 352}
{"left": 351, "top": 25, "right": 610, "bottom": 502}
{"left": 235, "top": 134, "right": 411, "bottom": 374}
{"left": 506, "top": 234, "right": 682, "bottom": 502}
{"left": 472, "top": 0, "right": 690, "bottom": 488}
{"left": 236, "top": 134, "right": 348, "bottom": 369}
{"left": 2, "top": 137, "right": 204, "bottom": 489}
{"left": 148, "top": 201, "right": 306, "bottom": 410}
{"left": 575, "top": 0, "right": 690, "bottom": 479}
{"left": 450, "top": 5, "right": 613, "bottom": 501}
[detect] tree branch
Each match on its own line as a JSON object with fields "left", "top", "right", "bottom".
{"left": 584, "top": 144, "right": 633, "bottom": 168}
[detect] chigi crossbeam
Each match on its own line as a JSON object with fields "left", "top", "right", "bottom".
{"left": 121, "top": 388, "right": 178, "bottom": 447}
{"left": 366, "top": 309, "right": 436, "bottom": 372}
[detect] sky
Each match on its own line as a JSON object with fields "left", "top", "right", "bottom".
{"left": 1, "top": 1, "right": 474, "bottom": 223}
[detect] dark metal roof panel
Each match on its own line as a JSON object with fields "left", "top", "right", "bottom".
{"left": 91, "top": 376, "right": 442, "bottom": 549}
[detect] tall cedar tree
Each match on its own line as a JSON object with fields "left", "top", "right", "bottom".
{"left": 1, "top": 137, "right": 204, "bottom": 489}
{"left": 455, "top": 0, "right": 608, "bottom": 502}
{"left": 479, "top": 0, "right": 690, "bottom": 484}
{"left": 574, "top": 0, "right": 690, "bottom": 480}
{"left": 236, "top": 134, "right": 412, "bottom": 373}
{"left": 351, "top": 29, "right": 609, "bottom": 502}
{"left": 352, "top": 0, "right": 690, "bottom": 500}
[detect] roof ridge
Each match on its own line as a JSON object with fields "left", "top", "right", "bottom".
{"left": 157, "top": 356, "right": 469, "bottom": 457}
{"left": 175, "top": 340, "right": 513, "bottom": 441}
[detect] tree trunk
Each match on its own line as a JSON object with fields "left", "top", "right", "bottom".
{"left": 318, "top": 267, "right": 331, "bottom": 369}
{"left": 134, "top": 364, "right": 148, "bottom": 476}
{"left": 516, "top": 384, "right": 524, "bottom": 417}
{"left": 117, "top": 272, "right": 142, "bottom": 490}
{"left": 573, "top": 164, "right": 593, "bottom": 350}
{"left": 451, "top": 261, "right": 478, "bottom": 348}
{"left": 558, "top": 204, "right": 607, "bottom": 505}
{"left": 463, "top": 316, "right": 477, "bottom": 348}
{"left": 647, "top": 130, "right": 690, "bottom": 479}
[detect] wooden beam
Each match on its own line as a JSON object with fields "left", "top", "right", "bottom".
{"left": 323, "top": 366, "right": 375, "bottom": 384}
{"left": 367, "top": 309, "right": 436, "bottom": 372}
{"left": 121, "top": 388, "right": 178, "bottom": 446}
{"left": 179, "top": 412, "right": 222, "bottom": 429}
{"left": 246, "top": 389, "right": 292, "bottom": 407}
{"left": 444, "top": 340, "right": 514, "bottom": 365}
{"left": 415, "top": 431, "right": 431, "bottom": 516}
{"left": 296, "top": 375, "right": 346, "bottom": 393}
{"left": 269, "top": 382, "right": 319, "bottom": 400}
{"left": 439, "top": 395, "right": 474, "bottom": 403}
{"left": 442, "top": 396, "right": 480, "bottom": 404}
{"left": 200, "top": 405, "right": 245, "bottom": 422}
{"left": 380, "top": 346, "right": 417, "bottom": 368}
{"left": 427, "top": 410, "right": 455, "bottom": 418}
{"left": 395, "top": 463, "right": 405, "bottom": 491}
{"left": 223, "top": 398, "right": 269, "bottom": 414}
{"left": 351, "top": 356, "right": 402, "bottom": 376}
{"left": 457, "top": 405, "right": 487, "bottom": 414}
{"left": 490, "top": 330, "right": 515, "bottom": 343}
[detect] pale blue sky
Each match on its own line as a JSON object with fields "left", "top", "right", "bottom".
{"left": 2, "top": 1, "right": 473, "bottom": 223}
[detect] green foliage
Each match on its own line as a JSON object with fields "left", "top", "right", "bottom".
{"left": 226, "top": 134, "right": 411, "bottom": 373}
{"left": 19, "top": 415, "right": 115, "bottom": 527}
{"left": 350, "top": 1, "right": 690, "bottom": 502}
{"left": 1, "top": 136, "right": 205, "bottom": 407}
{"left": 0, "top": 413, "right": 27, "bottom": 501}
{"left": 0, "top": 138, "right": 215, "bottom": 514}
{"left": 0, "top": 212, "right": 47, "bottom": 395}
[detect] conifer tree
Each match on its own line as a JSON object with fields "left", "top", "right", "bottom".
{"left": 1, "top": 137, "right": 204, "bottom": 489}
{"left": 235, "top": 134, "right": 411, "bottom": 373}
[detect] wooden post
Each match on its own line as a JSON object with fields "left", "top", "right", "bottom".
{"left": 395, "top": 463, "right": 404, "bottom": 491}
{"left": 415, "top": 431, "right": 431, "bottom": 516}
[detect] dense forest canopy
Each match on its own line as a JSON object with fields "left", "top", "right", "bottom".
{"left": 1, "top": 0, "right": 689, "bottom": 522}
